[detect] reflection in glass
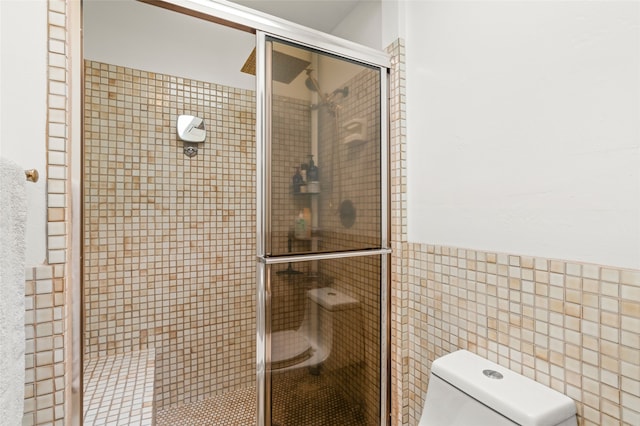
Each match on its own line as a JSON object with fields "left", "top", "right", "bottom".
{"left": 268, "top": 39, "right": 381, "bottom": 256}
{"left": 269, "top": 256, "right": 381, "bottom": 425}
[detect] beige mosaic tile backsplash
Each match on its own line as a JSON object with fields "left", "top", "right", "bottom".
{"left": 83, "top": 61, "right": 256, "bottom": 408}
{"left": 404, "top": 243, "right": 640, "bottom": 426}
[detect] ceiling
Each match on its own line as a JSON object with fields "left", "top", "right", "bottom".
{"left": 228, "top": 0, "right": 362, "bottom": 33}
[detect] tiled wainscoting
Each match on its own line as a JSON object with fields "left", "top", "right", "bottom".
{"left": 23, "top": 265, "right": 67, "bottom": 425}
{"left": 83, "top": 349, "right": 155, "bottom": 425}
{"left": 403, "top": 243, "right": 640, "bottom": 426}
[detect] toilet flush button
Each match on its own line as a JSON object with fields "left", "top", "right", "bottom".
{"left": 483, "top": 369, "right": 504, "bottom": 380}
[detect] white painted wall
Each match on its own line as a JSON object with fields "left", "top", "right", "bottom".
{"left": 404, "top": 1, "right": 640, "bottom": 269}
{"left": 0, "top": 0, "right": 48, "bottom": 265}
{"left": 381, "top": 0, "right": 404, "bottom": 49}
{"left": 330, "top": 0, "right": 403, "bottom": 51}
{"left": 83, "top": 0, "right": 256, "bottom": 90}
{"left": 331, "top": 0, "right": 382, "bottom": 50}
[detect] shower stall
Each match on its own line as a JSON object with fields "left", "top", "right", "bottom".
{"left": 82, "top": 1, "right": 390, "bottom": 425}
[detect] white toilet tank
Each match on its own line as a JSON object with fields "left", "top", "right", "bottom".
{"left": 419, "top": 350, "right": 577, "bottom": 426}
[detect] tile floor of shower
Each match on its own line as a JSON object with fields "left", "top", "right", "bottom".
{"left": 84, "top": 351, "right": 365, "bottom": 426}
{"left": 157, "top": 368, "right": 365, "bottom": 426}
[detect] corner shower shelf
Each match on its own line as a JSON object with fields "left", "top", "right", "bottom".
{"left": 291, "top": 190, "right": 320, "bottom": 196}
{"left": 293, "top": 228, "right": 322, "bottom": 241}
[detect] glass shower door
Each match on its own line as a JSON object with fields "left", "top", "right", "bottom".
{"left": 257, "top": 34, "right": 390, "bottom": 426}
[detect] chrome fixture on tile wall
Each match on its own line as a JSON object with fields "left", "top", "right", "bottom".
{"left": 177, "top": 114, "right": 206, "bottom": 157}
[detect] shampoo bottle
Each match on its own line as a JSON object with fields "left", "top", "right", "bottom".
{"left": 294, "top": 210, "right": 307, "bottom": 239}
{"left": 292, "top": 167, "right": 303, "bottom": 193}
{"left": 307, "top": 155, "right": 319, "bottom": 182}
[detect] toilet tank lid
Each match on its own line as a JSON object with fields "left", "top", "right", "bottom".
{"left": 307, "top": 288, "right": 358, "bottom": 311}
{"left": 431, "top": 350, "right": 576, "bottom": 426}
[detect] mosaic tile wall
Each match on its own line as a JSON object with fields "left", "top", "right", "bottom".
{"left": 386, "top": 38, "right": 409, "bottom": 426}
{"left": 83, "top": 60, "right": 256, "bottom": 409}
{"left": 46, "top": 0, "right": 70, "bottom": 266}
{"left": 23, "top": 265, "right": 67, "bottom": 425}
{"left": 404, "top": 244, "right": 640, "bottom": 426}
{"left": 22, "top": 0, "right": 73, "bottom": 425}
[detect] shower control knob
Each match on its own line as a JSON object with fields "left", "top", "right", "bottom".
{"left": 184, "top": 146, "right": 198, "bottom": 157}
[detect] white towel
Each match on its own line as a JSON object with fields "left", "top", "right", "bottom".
{"left": 0, "top": 157, "right": 27, "bottom": 424}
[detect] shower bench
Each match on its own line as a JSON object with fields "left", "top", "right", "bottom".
{"left": 83, "top": 349, "right": 156, "bottom": 425}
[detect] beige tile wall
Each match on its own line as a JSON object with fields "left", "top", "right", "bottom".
{"left": 23, "top": 0, "right": 72, "bottom": 425}
{"left": 387, "top": 38, "right": 409, "bottom": 426}
{"left": 46, "top": 0, "right": 70, "bottom": 266}
{"left": 404, "top": 244, "right": 640, "bottom": 426}
{"left": 23, "top": 265, "right": 67, "bottom": 425}
{"left": 83, "top": 60, "right": 256, "bottom": 409}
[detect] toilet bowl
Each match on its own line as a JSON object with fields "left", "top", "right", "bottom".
{"left": 270, "top": 287, "right": 362, "bottom": 372}
{"left": 420, "top": 350, "right": 577, "bottom": 426}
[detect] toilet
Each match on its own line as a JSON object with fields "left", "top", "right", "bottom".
{"left": 271, "top": 287, "right": 362, "bottom": 372}
{"left": 420, "top": 350, "right": 577, "bottom": 426}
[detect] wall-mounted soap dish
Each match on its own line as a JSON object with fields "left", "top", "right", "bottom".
{"left": 343, "top": 118, "right": 367, "bottom": 145}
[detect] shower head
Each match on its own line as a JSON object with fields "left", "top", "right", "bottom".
{"left": 305, "top": 77, "right": 317, "bottom": 91}
{"left": 305, "top": 69, "right": 349, "bottom": 106}
{"left": 332, "top": 86, "right": 349, "bottom": 98}
{"left": 304, "top": 69, "right": 322, "bottom": 93}
{"left": 241, "top": 48, "right": 311, "bottom": 84}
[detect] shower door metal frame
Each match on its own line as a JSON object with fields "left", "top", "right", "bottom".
{"left": 139, "top": 0, "right": 390, "bottom": 68}
{"left": 131, "top": 1, "right": 391, "bottom": 425}
{"left": 256, "top": 31, "right": 391, "bottom": 426}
